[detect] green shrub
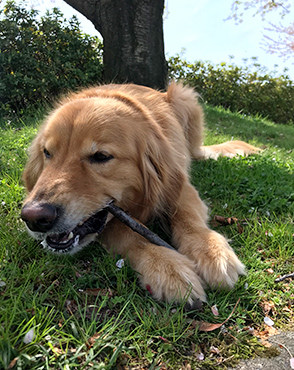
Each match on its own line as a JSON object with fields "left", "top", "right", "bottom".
{"left": 168, "top": 55, "right": 294, "bottom": 125}
{"left": 0, "top": 1, "right": 103, "bottom": 115}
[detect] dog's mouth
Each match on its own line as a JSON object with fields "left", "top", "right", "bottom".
{"left": 43, "top": 209, "right": 109, "bottom": 253}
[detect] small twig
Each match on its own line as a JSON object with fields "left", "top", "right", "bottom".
{"left": 274, "top": 272, "right": 294, "bottom": 283}
{"left": 106, "top": 202, "right": 175, "bottom": 251}
{"left": 216, "top": 355, "right": 235, "bottom": 366}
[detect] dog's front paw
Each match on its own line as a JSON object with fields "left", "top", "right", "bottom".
{"left": 195, "top": 231, "right": 245, "bottom": 289}
{"left": 135, "top": 245, "right": 206, "bottom": 304}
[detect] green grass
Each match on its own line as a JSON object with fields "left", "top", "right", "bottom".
{"left": 0, "top": 106, "right": 293, "bottom": 369}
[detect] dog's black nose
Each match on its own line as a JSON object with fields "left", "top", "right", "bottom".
{"left": 21, "top": 202, "right": 58, "bottom": 233}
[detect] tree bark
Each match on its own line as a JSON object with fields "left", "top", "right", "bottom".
{"left": 63, "top": 0, "right": 168, "bottom": 90}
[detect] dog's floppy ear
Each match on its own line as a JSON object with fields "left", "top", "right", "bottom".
{"left": 139, "top": 129, "right": 184, "bottom": 220}
{"left": 23, "top": 130, "right": 45, "bottom": 192}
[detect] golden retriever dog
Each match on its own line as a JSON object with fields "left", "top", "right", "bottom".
{"left": 21, "top": 83, "right": 259, "bottom": 304}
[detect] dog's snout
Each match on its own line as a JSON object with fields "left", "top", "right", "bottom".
{"left": 21, "top": 202, "right": 58, "bottom": 233}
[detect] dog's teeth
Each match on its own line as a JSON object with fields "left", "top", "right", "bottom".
{"left": 41, "top": 240, "right": 47, "bottom": 248}
{"left": 73, "top": 235, "right": 80, "bottom": 248}
{"left": 59, "top": 232, "right": 74, "bottom": 243}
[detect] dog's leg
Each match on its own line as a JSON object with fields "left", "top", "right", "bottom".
{"left": 170, "top": 183, "right": 245, "bottom": 289}
{"left": 195, "top": 141, "right": 261, "bottom": 160}
{"left": 100, "top": 218, "right": 206, "bottom": 304}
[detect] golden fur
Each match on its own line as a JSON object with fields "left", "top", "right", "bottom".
{"left": 21, "top": 83, "right": 260, "bottom": 304}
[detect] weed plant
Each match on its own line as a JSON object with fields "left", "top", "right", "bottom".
{"left": 169, "top": 55, "right": 294, "bottom": 125}
{"left": 0, "top": 1, "right": 103, "bottom": 116}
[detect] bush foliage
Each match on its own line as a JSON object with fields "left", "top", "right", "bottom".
{"left": 1, "top": 1, "right": 293, "bottom": 124}
{"left": 0, "top": 1, "right": 103, "bottom": 115}
{"left": 168, "top": 55, "right": 294, "bottom": 125}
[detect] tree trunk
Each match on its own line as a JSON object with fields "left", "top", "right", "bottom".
{"left": 63, "top": 0, "right": 168, "bottom": 90}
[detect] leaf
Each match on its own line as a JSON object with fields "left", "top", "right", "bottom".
{"left": 199, "top": 298, "right": 240, "bottom": 332}
{"left": 8, "top": 357, "right": 19, "bottom": 369}
{"left": 237, "top": 223, "right": 244, "bottom": 234}
{"left": 87, "top": 332, "right": 102, "bottom": 348}
{"left": 51, "top": 346, "right": 64, "bottom": 355}
{"left": 253, "top": 324, "right": 278, "bottom": 347}
{"left": 261, "top": 300, "right": 276, "bottom": 315}
{"left": 198, "top": 321, "right": 223, "bottom": 332}
{"left": 212, "top": 215, "right": 245, "bottom": 234}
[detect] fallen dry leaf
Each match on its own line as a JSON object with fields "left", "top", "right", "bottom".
{"left": 210, "top": 345, "right": 220, "bottom": 354}
{"left": 260, "top": 300, "right": 276, "bottom": 316}
{"left": 8, "top": 357, "right": 19, "bottom": 369}
{"left": 212, "top": 215, "right": 238, "bottom": 226}
{"left": 198, "top": 321, "right": 224, "bottom": 332}
{"left": 198, "top": 298, "right": 240, "bottom": 332}
{"left": 237, "top": 223, "right": 244, "bottom": 234}
{"left": 58, "top": 318, "right": 64, "bottom": 328}
{"left": 253, "top": 324, "right": 278, "bottom": 347}
{"left": 87, "top": 332, "right": 102, "bottom": 348}
{"left": 52, "top": 346, "right": 64, "bottom": 355}
{"left": 181, "top": 361, "right": 191, "bottom": 370}
{"left": 212, "top": 215, "right": 245, "bottom": 234}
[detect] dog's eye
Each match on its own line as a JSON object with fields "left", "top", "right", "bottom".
{"left": 44, "top": 148, "right": 51, "bottom": 159}
{"left": 89, "top": 151, "right": 114, "bottom": 164}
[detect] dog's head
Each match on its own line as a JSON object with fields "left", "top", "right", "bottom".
{"left": 21, "top": 89, "right": 184, "bottom": 253}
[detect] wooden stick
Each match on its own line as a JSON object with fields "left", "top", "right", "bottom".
{"left": 274, "top": 272, "right": 294, "bottom": 283}
{"left": 106, "top": 202, "right": 175, "bottom": 251}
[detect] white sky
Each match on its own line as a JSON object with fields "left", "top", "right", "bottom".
{"left": 27, "top": 0, "right": 294, "bottom": 79}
